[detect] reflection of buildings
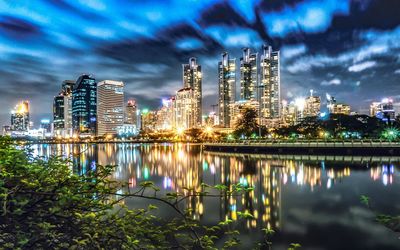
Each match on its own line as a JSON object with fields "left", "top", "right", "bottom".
{"left": 30, "top": 144, "right": 398, "bottom": 233}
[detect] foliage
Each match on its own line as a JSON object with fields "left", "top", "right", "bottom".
{"left": 0, "top": 136, "right": 251, "bottom": 249}
{"left": 274, "top": 114, "right": 388, "bottom": 139}
{"left": 233, "top": 107, "right": 261, "bottom": 138}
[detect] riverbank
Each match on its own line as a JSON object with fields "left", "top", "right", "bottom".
{"left": 203, "top": 141, "right": 400, "bottom": 156}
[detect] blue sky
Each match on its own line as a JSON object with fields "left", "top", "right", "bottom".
{"left": 0, "top": 0, "right": 400, "bottom": 126}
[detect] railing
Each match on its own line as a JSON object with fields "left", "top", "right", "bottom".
{"left": 205, "top": 139, "right": 400, "bottom": 148}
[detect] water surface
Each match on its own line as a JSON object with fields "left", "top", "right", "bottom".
{"left": 33, "top": 143, "right": 400, "bottom": 250}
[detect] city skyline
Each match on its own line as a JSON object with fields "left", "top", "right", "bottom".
{"left": 1, "top": 0, "right": 400, "bottom": 127}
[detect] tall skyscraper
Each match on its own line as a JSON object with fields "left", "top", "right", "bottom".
{"left": 72, "top": 74, "right": 97, "bottom": 136}
{"left": 183, "top": 57, "right": 202, "bottom": 126}
{"left": 97, "top": 80, "right": 124, "bottom": 136}
{"left": 218, "top": 52, "right": 236, "bottom": 128}
{"left": 240, "top": 48, "right": 258, "bottom": 101}
{"left": 260, "top": 45, "right": 280, "bottom": 122}
{"left": 53, "top": 80, "right": 74, "bottom": 137}
{"left": 125, "top": 100, "right": 138, "bottom": 126}
{"left": 11, "top": 101, "right": 29, "bottom": 131}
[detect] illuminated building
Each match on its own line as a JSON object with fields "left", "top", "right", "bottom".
{"left": 183, "top": 58, "right": 202, "bottom": 126}
{"left": 370, "top": 102, "right": 381, "bottom": 116}
{"left": 326, "top": 94, "right": 350, "bottom": 115}
{"left": 125, "top": 100, "right": 138, "bottom": 126}
{"left": 218, "top": 52, "right": 236, "bottom": 128}
{"left": 174, "top": 87, "right": 197, "bottom": 129}
{"left": 370, "top": 98, "right": 395, "bottom": 123}
{"left": 229, "top": 100, "right": 259, "bottom": 128}
{"left": 155, "top": 98, "right": 174, "bottom": 131}
{"left": 2, "top": 126, "right": 11, "bottom": 136}
{"left": 97, "top": 80, "right": 124, "bottom": 136}
{"left": 11, "top": 101, "right": 30, "bottom": 131}
{"left": 204, "top": 112, "right": 218, "bottom": 127}
{"left": 53, "top": 80, "right": 74, "bottom": 137}
{"left": 281, "top": 100, "right": 297, "bottom": 126}
{"left": 260, "top": 45, "right": 280, "bottom": 125}
{"left": 72, "top": 74, "right": 97, "bottom": 136}
{"left": 240, "top": 48, "right": 258, "bottom": 101}
{"left": 304, "top": 90, "right": 321, "bottom": 117}
{"left": 40, "top": 119, "right": 51, "bottom": 133}
{"left": 331, "top": 103, "right": 351, "bottom": 115}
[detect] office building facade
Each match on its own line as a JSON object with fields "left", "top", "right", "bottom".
{"left": 97, "top": 80, "right": 124, "bottom": 136}
{"left": 240, "top": 48, "right": 258, "bottom": 101}
{"left": 218, "top": 52, "right": 236, "bottom": 128}
{"left": 72, "top": 74, "right": 97, "bottom": 136}
{"left": 260, "top": 45, "right": 280, "bottom": 122}
{"left": 183, "top": 58, "right": 202, "bottom": 126}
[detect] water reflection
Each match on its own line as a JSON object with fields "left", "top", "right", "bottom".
{"left": 31, "top": 143, "right": 400, "bottom": 248}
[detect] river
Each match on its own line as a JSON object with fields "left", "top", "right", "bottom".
{"left": 31, "top": 143, "right": 400, "bottom": 250}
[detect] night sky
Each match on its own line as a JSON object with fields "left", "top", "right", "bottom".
{"left": 1, "top": 0, "right": 400, "bottom": 127}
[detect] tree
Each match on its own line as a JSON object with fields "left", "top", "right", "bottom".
{"left": 233, "top": 107, "right": 260, "bottom": 138}
{"left": 0, "top": 137, "right": 252, "bottom": 249}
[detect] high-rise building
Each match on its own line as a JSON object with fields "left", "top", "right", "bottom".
{"left": 155, "top": 98, "right": 174, "bottom": 131}
{"left": 53, "top": 80, "right": 74, "bottom": 137}
{"left": 125, "top": 100, "right": 138, "bottom": 126}
{"left": 240, "top": 48, "right": 258, "bottom": 101}
{"left": 174, "top": 87, "right": 197, "bottom": 129}
{"left": 183, "top": 58, "right": 202, "bottom": 126}
{"left": 260, "top": 45, "right": 280, "bottom": 123}
{"left": 11, "top": 101, "right": 29, "bottom": 131}
{"left": 72, "top": 74, "right": 97, "bottom": 136}
{"left": 97, "top": 80, "right": 124, "bottom": 136}
{"left": 304, "top": 90, "right": 321, "bottom": 117}
{"left": 218, "top": 52, "right": 236, "bottom": 128}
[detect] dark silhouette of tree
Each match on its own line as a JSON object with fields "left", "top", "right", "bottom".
{"left": 233, "top": 107, "right": 259, "bottom": 138}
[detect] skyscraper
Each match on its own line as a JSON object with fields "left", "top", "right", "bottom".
{"left": 125, "top": 100, "right": 138, "bottom": 126}
{"left": 72, "top": 74, "right": 97, "bottom": 136}
{"left": 183, "top": 57, "right": 202, "bottom": 126}
{"left": 174, "top": 87, "right": 197, "bottom": 129}
{"left": 240, "top": 48, "right": 258, "bottom": 101}
{"left": 260, "top": 45, "right": 280, "bottom": 123}
{"left": 97, "top": 80, "right": 124, "bottom": 136}
{"left": 218, "top": 52, "right": 236, "bottom": 128}
{"left": 11, "top": 101, "right": 29, "bottom": 131}
{"left": 53, "top": 80, "right": 74, "bottom": 137}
